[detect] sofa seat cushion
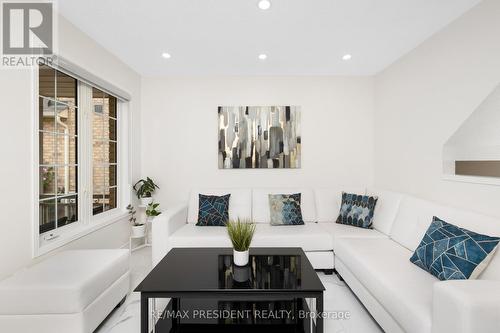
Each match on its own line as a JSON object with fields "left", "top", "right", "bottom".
{"left": 335, "top": 238, "right": 437, "bottom": 333}
{"left": 319, "top": 222, "right": 387, "bottom": 248}
{"left": 170, "top": 224, "right": 233, "bottom": 248}
{"left": 171, "top": 223, "right": 333, "bottom": 252}
{"left": 0, "top": 249, "right": 129, "bottom": 315}
{"left": 252, "top": 223, "right": 333, "bottom": 251}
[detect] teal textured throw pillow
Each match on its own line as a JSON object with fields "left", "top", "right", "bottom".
{"left": 336, "top": 192, "right": 378, "bottom": 228}
{"left": 269, "top": 193, "right": 305, "bottom": 226}
{"left": 410, "top": 217, "right": 500, "bottom": 280}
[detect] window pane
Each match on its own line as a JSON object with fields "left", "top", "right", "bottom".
{"left": 93, "top": 201, "right": 104, "bottom": 215}
{"left": 93, "top": 87, "right": 106, "bottom": 99}
{"left": 109, "top": 95, "right": 117, "bottom": 118}
{"left": 103, "top": 93, "right": 117, "bottom": 117}
{"left": 93, "top": 166, "right": 105, "bottom": 193}
{"left": 56, "top": 104, "right": 77, "bottom": 136}
{"left": 39, "top": 132, "right": 56, "bottom": 165}
{"left": 108, "top": 142, "right": 117, "bottom": 163}
{"left": 102, "top": 93, "right": 109, "bottom": 116}
{"left": 39, "top": 167, "right": 56, "bottom": 199}
{"left": 56, "top": 166, "right": 77, "bottom": 195}
{"left": 93, "top": 141, "right": 105, "bottom": 164}
{"left": 104, "top": 187, "right": 110, "bottom": 211}
{"left": 57, "top": 195, "right": 78, "bottom": 227}
{"left": 93, "top": 166, "right": 104, "bottom": 215}
{"left": 56, "top": 135, "right": 77, "bottom": 165}
{"left": 56, "top": 70, "right": 77, "bottom": 107}
{"left": 39, "top": 98, "right": 55, "bottom": 132}
{"left": 39, "top": 199, "right": 56, "bottom": 233}
{"left": 108, "top": 165, "right": 117, "bottom": 186}
{"left": 92, "top": 87, "right": 118, "bottom": 216}
{"left": 93, "top": 113, "right": 104, "bottom": 139}
{"left": 38, "top": 66, "right": 81, "bottom": 236}
{"left": 108, "top": 117, "right": 117, "bottom": 141}
{"left": 104, "top": 187, "right": 117, "bottom": 211}
{"left": 39, "top": 65, "right": 55, "bottom": 99}
{"left": 102, "top": 115, "right": 110, "bottom": 139}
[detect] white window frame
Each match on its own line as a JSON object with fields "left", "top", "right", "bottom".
{"left": 32, "top": 64, "right": 131, "bottom": 257}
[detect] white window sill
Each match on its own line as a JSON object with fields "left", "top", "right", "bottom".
{"left": 442, "top": 174, "right": 500, "bottom": 187}
{"left": 34, "top": 210, "right": 128, "bottom": 257}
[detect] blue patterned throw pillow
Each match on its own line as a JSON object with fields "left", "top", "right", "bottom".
{"left": 410, "top": 217, "right": 500, "bottom": 280}
{"left": 196, "top": 194, "right": 230, "bottom": 226}
{"left": 336, "top": 192, "right": 378, "bottom": 229}
{"left": 269, "top": 193, "right": 305, "bottom": 226}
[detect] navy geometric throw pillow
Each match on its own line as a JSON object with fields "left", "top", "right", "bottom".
{"left": 336, "top": 192, "right": 378, "bottom": 229}
{"left": 410, "top": 216, "right": 500, "bottom": 280}
{"left": 196, "top": 194, "right": 230, "bottom": 226}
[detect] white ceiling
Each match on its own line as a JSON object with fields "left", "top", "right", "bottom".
{"left": 58, "top": 0, "right": 481, "bottom": 76}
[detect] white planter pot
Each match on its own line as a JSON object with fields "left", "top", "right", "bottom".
{"left": 233, "top": 249, "right": 249, "bottom": 266}
{"left": 140, "top": 197, "right": 153, "bottom": 206}
{"left": 131, "top": 224, "right": 146, "bottom": 238}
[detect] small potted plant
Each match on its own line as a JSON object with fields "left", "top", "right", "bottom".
{"left": 145, "top": 201, "right": 161, "bottom": 222}
{"left": 127, "top": 204, "right": 146, "bottom": 237}
{"left": 227, "top": 218, "right": 256, "bottom": 266}
{"left": 133, "top": 177, "right": 160, "bottom": 206}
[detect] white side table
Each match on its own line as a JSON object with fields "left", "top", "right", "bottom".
{"left": 129, "top": 203, "right": 153, "bottom": 253}
{"left": 129, "top": 220, "right": 152, "bottom": 253}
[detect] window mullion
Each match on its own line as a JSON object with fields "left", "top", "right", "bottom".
{"left": 78, "top": 82, "right": 93, "bottom": 226}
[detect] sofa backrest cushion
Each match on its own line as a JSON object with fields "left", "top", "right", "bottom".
{"left": 390, "top": 195, "right": 500, "bottom": 280}
{"left": 366, "top": 188, "right": 403, "bottom": 235}
{"left": 314, "top": 187, "right": 366, "bottom": 223}
{"left": 252, "top": 188, "right": 316, "bottom": 223}
{"left": 187, "top": 189, "right": 252, "bottom": 224}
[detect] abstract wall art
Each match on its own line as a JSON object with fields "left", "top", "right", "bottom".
{"left": 218, "top": 106, "right": 301, "bottom": 169}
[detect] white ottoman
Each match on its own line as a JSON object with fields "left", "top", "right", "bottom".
{"left": 0, "top": 249, "right": 130, "bottom": 333}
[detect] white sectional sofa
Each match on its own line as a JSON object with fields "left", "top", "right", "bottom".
{"left": 152, "top": 187, "right": 500, "bottom": 333}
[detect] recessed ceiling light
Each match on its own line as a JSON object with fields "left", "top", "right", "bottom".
{"left": 258, "top": 0, "right": 271, "bottom": 10}
{"left": 258, "top": 54, "right": 267, "bottom": 60}
{"left": 161, "top": 52, "right": 171, "bottom": 59}
{"left": 342, "top": 54, "right": 352, "bottom": 61}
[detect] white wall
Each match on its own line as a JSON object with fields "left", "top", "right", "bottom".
{"left": 141, "top": 76, "right": 374, "bottom": 206}
{"left": 0, "top": 16, "right": 141, "bottom": 279}
{"left": 374, "top": 0, "right": 500, "bottom": 218}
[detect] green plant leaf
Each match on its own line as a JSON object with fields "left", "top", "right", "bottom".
{"left": 226, "top": 218, "right": 256, "bottom": 251}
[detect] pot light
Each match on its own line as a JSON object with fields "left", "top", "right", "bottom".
{"left": 161, "top": 52, "right": 171, "bottom": 59}
{"left": 258, "top": 0, "right": 271, "bottom": 10}
{"left": 342, "top": 54, "right": 352, "bottom": 61}
{"left": 258, "top": 54, "right": 267, "bottom": 60}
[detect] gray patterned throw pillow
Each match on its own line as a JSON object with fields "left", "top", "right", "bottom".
{"left": 269, "top": 193, "right": 305, "bottom": 226}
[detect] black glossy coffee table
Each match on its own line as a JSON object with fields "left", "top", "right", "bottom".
{"left": 135, "top": 247, "right": 325, "bottom": 333}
